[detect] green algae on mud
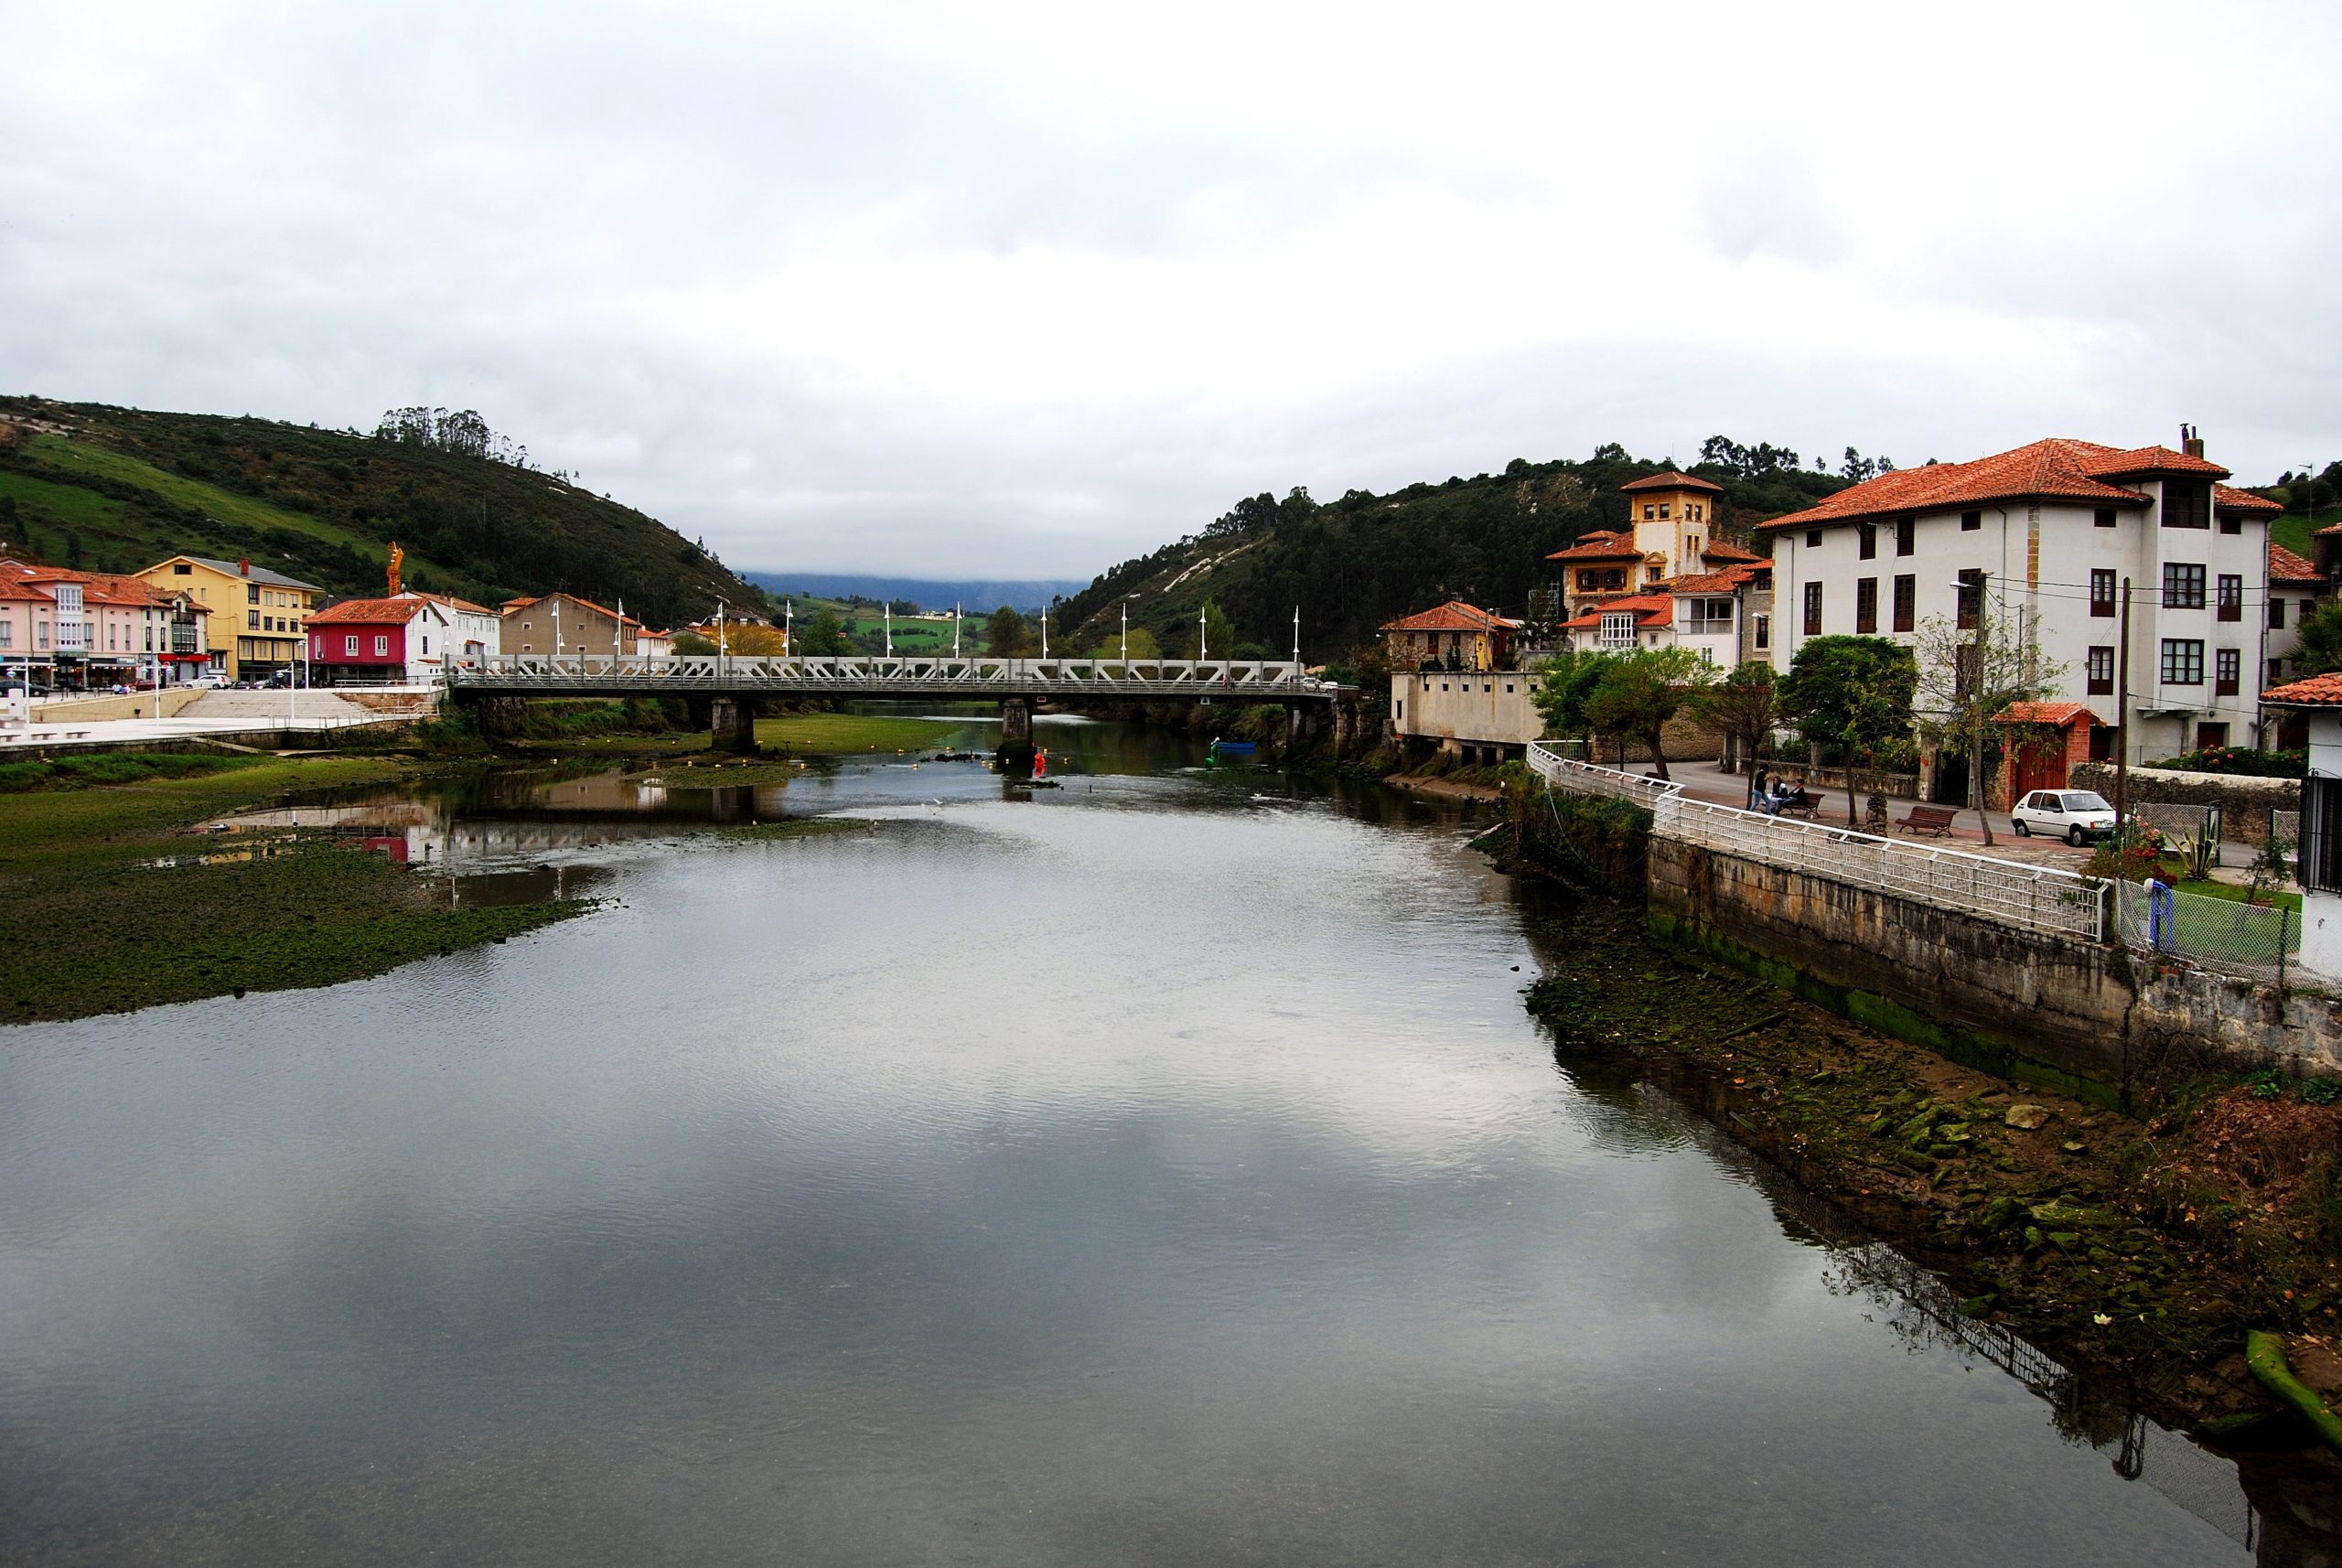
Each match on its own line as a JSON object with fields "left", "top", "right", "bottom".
{"left": 0, "top": 755, "right": 589, "bottom": 1026}
{"left": 1519, "top": 890, "right": 2340, "bottom": 1426}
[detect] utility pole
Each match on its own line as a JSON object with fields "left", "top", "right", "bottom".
{"left": 2114, "top": 577, "right": 2133, "bottom": 833}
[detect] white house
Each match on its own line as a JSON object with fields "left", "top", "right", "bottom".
{"left": 396, "top": 592, "right": 501, "bottom": 665}
{"left": 1763, "top": 430, "right": 2284, "bottom": 766}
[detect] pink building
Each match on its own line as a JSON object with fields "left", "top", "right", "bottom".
{"left": 0, "top": 559, "right": 210, "bottom": 689}
{"left": 307, "top": 597, "right": 453, "bottom": 685}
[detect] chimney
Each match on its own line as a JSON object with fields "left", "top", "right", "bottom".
{"left": 2181, "top": 423, "right": 2206, "bottom": 460}
{"left": 238, "top": 558, "right": 250, "bottom": 576}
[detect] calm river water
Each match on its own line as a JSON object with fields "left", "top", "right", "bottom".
{"left": 0, "top": 714, "right": 2267, "bottom": 1564}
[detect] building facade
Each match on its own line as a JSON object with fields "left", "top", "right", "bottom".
{"left": 307, "top": 598, "right": 453, "bottom": 685}
{"left": 2266, "top": 673, "right": 2342, "bottom": 979}
{"left": 1763, "top": 432, "right": 2283, "bottom": 766}
{"left": 395, "top": 592, "right": 500, "bottom": 665}
{"left": 1552, "top": 561, "right": 1775, "bottom": 668}
{"left": 1547, "top": 470, "right": 1765, "bottom": 622}
{"left": 500, "top": 593, "right": 649, "bottom": 659}
{"left": 1379, "top": 600, "right": 1520, "bottom": 671}
{"left": 138, "top": 555, "right": 322, "bottom": 681}
{"left": 0, "top": 561, "right": 212, "bottom": 688}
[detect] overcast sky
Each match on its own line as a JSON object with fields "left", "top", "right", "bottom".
{"left": 6, "top": 2, "right": 2337, "bottom": 579}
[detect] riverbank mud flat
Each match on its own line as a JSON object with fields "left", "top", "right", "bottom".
{"left": 1521, "top": 889, "right": 2342, "bottom": 1456}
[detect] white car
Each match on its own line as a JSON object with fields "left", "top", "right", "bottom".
{"left": 2012, "top": 789, "right": 2118, "bottom": 846}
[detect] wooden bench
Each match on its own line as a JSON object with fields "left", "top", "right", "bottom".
{"left": 1774, "top": 796, "right": 1821, "bottom": 820}
{"left": 1898, "top": 803, "right": 1959, "bottom": 838}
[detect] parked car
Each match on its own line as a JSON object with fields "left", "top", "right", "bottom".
{"left": 2012, "top": 789, "right": 2119, "bottom": 846}
{"left": 185, "top": 672, "right": 226, "bottom": 689}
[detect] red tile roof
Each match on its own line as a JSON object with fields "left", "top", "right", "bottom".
{"left": 501, "top": 591, "right": 642, "bottom": 628}
{"left": 1380, "top": 599, "right": 1521, "bottom": 634}
{"left": 2261, "top": 672, "right": 2342, "bottom": 707}
{"left": 1546, "top": 530, "right": 1642, "bottom": 562}
{"left": 1668, "top": 565, "right": 1760, "bottom": 596}
{"left": 1757, "top": 438, "right": 2238, "bottom": 531}
{"left": 1619, "top": 469, "right": 1725, "bottom": 495}
{"left": 1699, "top": 539, "right": 1764, "bottom": 564}
{"left": 2214, "top": 483, "right": 2282, "bottom": 516}
{"left": 310, "top": 597, "right": 439, "bottom": 626}
{"left": 2270, "top": 542, "right": 2321, "bottom": 583}
{"left": 1558, "top": 594, "right": 1674, "bottom": 630}
{"left": 1993, "top": 701, "right": 2100, "bottom": 728}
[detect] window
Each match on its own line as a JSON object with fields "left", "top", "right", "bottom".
{"left": 2162, "top": 562, "right": 2205, "bottom": 609}
{"left": 0, "top": 622, "right": 11, "bottom": 648}
{"left": 2216, "top": 648, "right": 2240, "bottom": 696}
{"left": 1643, "top": 505, "right": 1655, "bottom": 521}
{"left": 422, "top": 635, "right": 431, "bottom": 655}
{"left": 2270, "top": 596, "right": 2287, "bottom": 629}
{"left": 1955, "top": 568, "right": 1982, "bottom": 629}
{"left": 1892, "top": 574, "right": 1916, "bottom": 632}
{"left": 373, "top": 634, "right": 389, "bottom": 656}
{"left": 1685, "top": 598, "right": 1733, "bottom": 629}
{"left": 2219, "top": 512, "right": 2242, "bottom": 536}
{"left": 2095, "top": 507, "right": 2117, "bottom": 529}
{"left": 1803, "top": 581, "right": 1822, "bottom": 636}
{"left": 173, "top": 563, "right": 191, "bottom": 575}
{"left": 1598, "top": 611, "right": 1637, "bottom": 650}
{"left": 2087, "top": 645, "right": 2114, "bottom": 695}
{"left": 247, "top": 584, "right": 259, "bottom": 603}
{"left": 1754, "top": 614, "right": 1770, "bottom": 650}
{"left": 2217, "top": 574, "right": 2242, "bottom": 621}
{"left": 2159, "top": 639, "right": 2203, "bottom": 684}
{"left": 2271, "top": 658, "right": 2288, "bottom": 685}
{"left": 1855, "top": 576, "right": 1878, "bottom": 633}
{"left": 1806, "top": 530, "right": 1822, "bottom": 548}
{"left": 2162, "top": 480, "right": 2210, "bottom": 529}
{"left": 1895, "top": 516, "right": 1915, "bottom": 556}
{"left": 2090, "top": 569, "right": 2117, "bottom": 618}
{"left": 1659, "top": 503, "right": 1671, "bottom": 520}
{"left": 344, "top": 635, "right": 359, "bottom": 655}
{"left": 1857, "top": 522, "right": 1876, "bottom": 560}
{"left": 247, "top": 610, "right": 259, "bottom": 629}
{"left": 2302, "top": 776, "right": 2342, "bottom": 893}
{"left": 1961, "top": 510, "right": 1981, "bottom": 532}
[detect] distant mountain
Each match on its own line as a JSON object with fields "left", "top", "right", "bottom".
{"left": 744, "top": 573, "right": 1088, "bottom": 614}
{"left": 0, "top": 398, "right": 757, "bottom": 628}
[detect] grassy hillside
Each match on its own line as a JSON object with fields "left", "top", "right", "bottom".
{"left": 1055, "top": 448, "right": 1850, "bottom": 660}
{"left": 0, "top": 398, "right": 757, "bottom": 628}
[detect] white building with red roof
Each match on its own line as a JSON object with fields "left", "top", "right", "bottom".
{"left": 1547, "top": 469, "right": 1752, "bottom": 625}
{"left": 2259, "top": 671, "right": 2342, "bottom": 978}
{"left": 0, "top": 559, "right": 211, "bottom": 689}
{"left": 1763, "top": 428, "right": 2283, "bottom": 767}
{"left": 1378, "top": 600, "right": 1537, "bottom": 762}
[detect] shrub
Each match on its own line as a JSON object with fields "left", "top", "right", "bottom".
{"left": 2148, "top": 746, "right": 2306, "bottom": 779}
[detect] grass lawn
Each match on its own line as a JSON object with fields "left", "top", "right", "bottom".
{"left": 0, "top": 754, "right": 588, "bottom": 1023}
{"left": 2176, "top": 877, "right": 2303, "bottom": 915}
{"left": 754, "top": 712, "right": 970, "bottom": 754}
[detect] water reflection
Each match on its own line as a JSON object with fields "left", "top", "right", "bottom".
{"left": 0, "top": 723, "right": 2285, "bottom": 1566}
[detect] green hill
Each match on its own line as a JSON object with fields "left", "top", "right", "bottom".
{"left": 0, "top": 397, "right": 758, "bottom": 628}
{"left": 1055, "top": 445, "right": 1853, "bottom": 660}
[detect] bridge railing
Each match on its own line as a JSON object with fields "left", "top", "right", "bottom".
{"left": 452, "top": 654, "right": 1318, "bottom": 689}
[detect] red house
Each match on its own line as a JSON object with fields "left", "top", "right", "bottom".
{"left": 306, "top": 597, "right": 452, "bottom": 685}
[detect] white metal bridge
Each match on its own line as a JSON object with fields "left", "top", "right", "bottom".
{"left": 447, "top": 654, "right": 1336, "bottom": 702}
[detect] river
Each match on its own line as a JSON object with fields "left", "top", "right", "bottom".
{"left": 0, "top": 713, "right": 2265, "bottom": 1564}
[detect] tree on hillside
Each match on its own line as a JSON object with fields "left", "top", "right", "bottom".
{"left": 1692, "top": 660, "right": 1779, "bottom": 775}
{"left": 1777, "top": 636, "right": 1918, "bottom": 827}
{"left": 2294, "top": 602, "right": 2342, "bottom": 678}
{"left": 1910, "top": 597, "right": 2067, "bottom": 844}
{"left": 723, "top": 623, "right": 790, "bottom": 656}
{"left": 799, "top": 606, "right": 853, "bottom": 656}
{"left": 672, "top": 631, "right": 716, "bottom": 656}
{"left": 1094, "top": 626, "right": 1160, "bottom": 660}
{"left": 1185, "top": 600, "right": 1235, "bottom": 660}
{"left": 987, "top": 606, "right": 1034, "bottom": 657}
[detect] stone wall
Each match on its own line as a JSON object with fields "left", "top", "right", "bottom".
{"left": 2070, "top": 761, "right": 2299, "bottom": 844}
{"left": 1586, "top": 711, "right": 1724, "bottom": 765}
{"left": 28, "top": 689, "right": 205, "bottom": 723}
{"left": 1646, "top": 834, "right": 2342, "bottom": 1103}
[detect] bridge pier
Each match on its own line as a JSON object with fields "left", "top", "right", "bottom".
{"left": 709, "top": 694, "right": 759, "bottom": 755}
{"left": 997, "top": 696, "right": 1037, "bottom": 774}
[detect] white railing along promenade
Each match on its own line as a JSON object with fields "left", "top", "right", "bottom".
{"left": 1526, "top": 741, "right": 2105, "bottom": 941}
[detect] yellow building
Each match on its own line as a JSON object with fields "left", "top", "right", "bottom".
{"left": 137, "top": 554, "right": 324, "bottom": 680}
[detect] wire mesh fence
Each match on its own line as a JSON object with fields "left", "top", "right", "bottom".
{"left": 2110, "top": 879, "right": 2296, "bottom": 984}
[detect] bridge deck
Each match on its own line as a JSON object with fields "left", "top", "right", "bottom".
{"left": 447, "top": 654, "right": 1336, "bottom": 702}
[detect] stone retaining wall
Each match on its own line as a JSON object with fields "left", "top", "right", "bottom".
{"left": 1647, "top": 834, "right": 2342, "bottom": 1103}
{"left": 2070, "top": 762, "right": 2300, "bottom": 843}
